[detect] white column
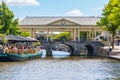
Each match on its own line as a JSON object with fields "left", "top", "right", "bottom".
{"left": 50, "top": 31, "right": 52, "bottom": 41}
{"left": 78, "top": 29, "right": 80, "bottom": 41}
{"left": 30, "top": 29, "right": 32, "bottom": 38}
{"left": 79, "top": 31, "right": 81, "bottom": 41}
{"left": 74, "top": 28, "right": 76, "bottom": 40}
{"left": 87, "top": 31, "right": 89, "bottom": 41}
{"left": 30, "top": 28, "right": 34, "bottom": 38}
{"left": 71, "top": 30, "right": 74, "bottom": 40}
{"left": 95, "top": 31, "right": 96, "bottom": 39}
{"left": 33, "top": 31, "right": 35, "bottom": 38}
{"left": 47, "top": 29, "right": 49, "bottom": 41}
{"left": 89, "top": 31, "right": 91, "bottom": 38}
{"left": 89, "top": 31, "right": 91, "bottom": 41}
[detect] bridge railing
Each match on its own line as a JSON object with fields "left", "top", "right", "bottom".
{"left": 40, "top": 40, "right": 93, "bottom": 48}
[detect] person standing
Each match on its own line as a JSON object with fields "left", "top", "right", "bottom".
{"left": 117, "top": 39, "right": 120, "bottom": 46}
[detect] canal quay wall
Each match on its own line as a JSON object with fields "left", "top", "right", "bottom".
{"left": 96, "top": 46, "right": 120, "bottom": 60}
{"left": 95, "top": 46, "right": 109, "bottom": 57}
{"left": 104, "top": 46, "right": 120, "bottom": 60}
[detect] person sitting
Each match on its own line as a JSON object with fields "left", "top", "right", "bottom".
{"left": 37, "top": 47, "right": 41, "bottom": 52}
{"left": 33, "top": 47, "right": 36, "bottom": 53}
{"left": 13, "top": 46, "right": 18, "bottom": 54}
{"left": 21, "top": 46, "right": 24, "bottom": 54}
{"left": 29, "top": 47, "right": 33, "bottom": 54}
{"left": 5, "top": 46, "right": 9, "bottom": 53}
{"left": 26, "top": 47, "right": 30, "bottom": 54}
{"left": 17, "top": 46, "right": 21, "bottom": 54}
{"left": 8, "top": 46, "right": 12, "bottom": 53}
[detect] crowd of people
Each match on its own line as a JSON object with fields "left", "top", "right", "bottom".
{"left": 4, "top": 43, "right": 41, "bottom": 54}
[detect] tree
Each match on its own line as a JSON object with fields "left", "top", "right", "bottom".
{"left": 20, "top": 32, "right": 30, "bottom": 37}
{"left": 0, "top": 34, "right": 8, "bottom": 44}
{"left": 52, "top": 32, "right": 70, "bottom": 41}
{"left": 97, "top": 0, "right": 120, "bottom": 49}
{"left": 80, "top": 32, "right": 87, "bottom": 37}
{"left": 0, "top": 2, "right": 20, "bottom": 35}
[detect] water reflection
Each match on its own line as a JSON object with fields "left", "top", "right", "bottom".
{"left": 0, "top": 51, "right": 120, "bottom": 80}
{"left": 41, "top": 50, "right": 70, "bottom": 58}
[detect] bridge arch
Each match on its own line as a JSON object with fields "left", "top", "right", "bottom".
{"left": 85, "top": 44, "right": 96, "bottom": 56}
{"left": 63, "top": 43, "right": 74, "bottom": 56}
{"left": 52, "top": 43, "right": 96, "bottom": 56}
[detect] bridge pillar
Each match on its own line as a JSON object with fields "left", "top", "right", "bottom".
{"left": 78, "top": 30, "right": 80, "bottom": 41}
{"left": 70, "top": 28, "right": 79, "bottom": 40}
{"left": 46, "top": 28, "right": 49, "bottom": 41}
{"left": 76, "top": 28, "right": 80, "bottom": 40}
{"left": 74, "top": 28, "right": 76, "bottom": 40}
{"left": 30, "top": 28, "right": 36, "bottom": 38}
{"left": 92, "top": 32, "right": 93, "bottom": 41}
{"left": 70, "top": 30, "right": 74, "bottom": 40}
{"left": 89, "top": 31, "right": 91, "bottom": 41}
{"left": 95, "top": 31, "right": 97, "bottom": 39}
{"left": 87, "top": 31, "right": 89, "bottom": 41}
{"left": 30, "top": 28, "right": 33, "bottom": 38}
{"left": 46, "top": 43, "right": 52, "bottom": 56}
{"left": 33, "top": 31, "right": 36, "bottom": 38}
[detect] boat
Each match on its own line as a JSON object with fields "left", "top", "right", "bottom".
{"left": 0, "top": 51, "right": 43, "bottom": 62}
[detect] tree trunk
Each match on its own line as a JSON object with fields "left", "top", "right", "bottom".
{"left": 112, "top": 33, "right": 114, "bottom": 49}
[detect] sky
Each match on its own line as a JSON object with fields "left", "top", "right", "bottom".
{"left": 0, "top": 0, "right": 109, "bottom": 20}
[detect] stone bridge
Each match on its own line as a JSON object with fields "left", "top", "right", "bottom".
{"left": 40, "top": 40, "right": 104, "bottom": 56}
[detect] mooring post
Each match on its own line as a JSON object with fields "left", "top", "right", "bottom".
{"left": 46, "top": 42, "right": 52, "bottom": 56}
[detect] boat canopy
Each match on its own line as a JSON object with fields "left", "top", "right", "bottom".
{"left": 7, "top": 35, "right": 39, "bottom": 42}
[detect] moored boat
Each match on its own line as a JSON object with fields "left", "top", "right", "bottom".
{"left": 0, "top": 34, "right": 43, "bottom": 61}
{"left": 0, "top": 51, "right": 43, "bottom": 61}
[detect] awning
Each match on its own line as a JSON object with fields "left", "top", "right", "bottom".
{"left": 7, "top": 35, "right": 38, "bottom": 42}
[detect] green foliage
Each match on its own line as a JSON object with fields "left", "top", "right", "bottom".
{"left": 96, "top": 0, "right": 120, "bottom": 48}
{"left": 80, "top": 32, "right": 87, "bottom": 37}
{"left": 19, "top": 32, "right": 30, "bottom": 37}
{"left": 32, "top": 42, "right": 41, "bottom": 47}
{"left": 0, "top": 2, "right": 20, "bottom": 35}
{"left": 52, "top": 32, "right": 70, "bottom": 41}
{"left": 0, "top": 33, "right": 8, "bottom": 44}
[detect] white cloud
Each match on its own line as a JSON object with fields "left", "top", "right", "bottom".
{"left": 66, "top": 9, "right": 83, "bottom": 16}
{"left": 1, "top": 0, "right": 40, "bottom": 6}
{"left": 91, "top": 7, "right": 104, "bottom": 11}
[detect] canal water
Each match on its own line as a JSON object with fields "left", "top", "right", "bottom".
{"left": 0, "top": 51, "right": 120, "bottom": 80}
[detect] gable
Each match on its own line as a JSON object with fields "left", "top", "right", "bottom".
{"left": 47, "top": 19, "right": 80, "bottom": 26}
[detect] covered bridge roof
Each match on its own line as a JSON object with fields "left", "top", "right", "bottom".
{"left": 19, "top": 16, "right": 100, "bottom": 26}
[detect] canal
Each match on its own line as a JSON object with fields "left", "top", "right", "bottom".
{"left": 0, "top": 51, "right": 120, "bottom": 80}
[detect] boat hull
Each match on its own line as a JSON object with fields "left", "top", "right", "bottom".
{"left": 0, "top": 51, "right": 43, "bottom": 62}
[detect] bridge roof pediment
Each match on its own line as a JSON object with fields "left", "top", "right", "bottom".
{"left": 47, "top": 19, "right": 80, "bottom": 26}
